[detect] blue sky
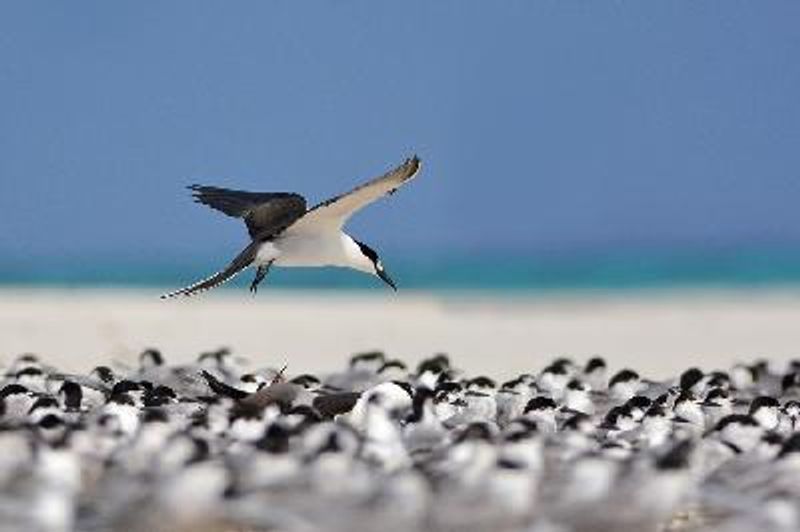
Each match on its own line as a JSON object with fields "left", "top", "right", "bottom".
{"left": 1, "top": 2, "right": 799, "bottom": 269}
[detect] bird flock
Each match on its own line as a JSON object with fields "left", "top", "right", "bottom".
{"left": 2, "top": 350, "right": 800, "bottom": 531}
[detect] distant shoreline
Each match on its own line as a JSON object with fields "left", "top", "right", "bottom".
{"left": 4, "top": 247, "right": 800, "bottom": 292}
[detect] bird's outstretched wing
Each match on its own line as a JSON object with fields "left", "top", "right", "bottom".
{"left": 160, "top": 243, "right": 258, "bottom": 299}
{"left": 284, "top": 155, "right": 421, "bottom": 234}
{"left": 188, "top": 186, "right": 307, "bottom": 239}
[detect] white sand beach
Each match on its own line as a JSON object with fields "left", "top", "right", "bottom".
{"left": 2, "top": 287, "right": 800, "bottom": 379}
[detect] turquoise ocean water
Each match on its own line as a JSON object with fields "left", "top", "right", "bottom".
{"left": 3, "top": 247, "right": 800, "bottom": 293}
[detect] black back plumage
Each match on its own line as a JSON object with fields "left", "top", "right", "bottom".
{"left": 188, "top": 185, "right": 307, "bottom": 239}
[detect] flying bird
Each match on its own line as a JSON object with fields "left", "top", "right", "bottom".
{"left": 161, "top": 155, "right": 421, "bottom": 298}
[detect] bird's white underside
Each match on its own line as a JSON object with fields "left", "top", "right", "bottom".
{"left": 256, "top": 231, "right": 373, "bottom": 273}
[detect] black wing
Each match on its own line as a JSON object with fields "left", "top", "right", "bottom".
{"left": 189, "top": 185, "right": 307, "bottom": 239}
{"left": 200, "top": 370, "right": 250, "bottom": 400}
{"left": 312, "top": 391, "right": 362, "bottom": 418}
{"left": 160, "top": 242, "right": 259, "bottom": 299}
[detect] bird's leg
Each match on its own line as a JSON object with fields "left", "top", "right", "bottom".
{"left": 250, "top": 262, "right": 272, "bottom": 295}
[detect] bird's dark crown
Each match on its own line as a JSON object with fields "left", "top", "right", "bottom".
{"left": 354, "top": 239, "right": 379, "bottom": 265}
{"left": 354, "top": 238, "right": 396, "bottom": 290}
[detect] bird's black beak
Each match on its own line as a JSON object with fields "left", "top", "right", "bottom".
{"left": 377, "top": 266, "right": 397, "bottom": 291}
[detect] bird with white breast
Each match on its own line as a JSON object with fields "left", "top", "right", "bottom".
{"left": 162, "top": 155, "right": 421, "bottom": 297}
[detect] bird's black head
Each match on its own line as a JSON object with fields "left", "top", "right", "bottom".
{"left": 354, "top": 239, "right": 396, "bottom": 291}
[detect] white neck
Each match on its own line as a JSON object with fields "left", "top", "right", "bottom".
{"left": 342, "top": 233, "right": 375, "bottom": 273}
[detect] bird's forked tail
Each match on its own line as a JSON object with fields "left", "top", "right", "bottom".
{"left": 160, "top": 243, "right": 258, "bottom": 299}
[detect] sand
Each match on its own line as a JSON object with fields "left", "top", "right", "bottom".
{"left": 2, "top": 287, "right": 800, "bottom": 379}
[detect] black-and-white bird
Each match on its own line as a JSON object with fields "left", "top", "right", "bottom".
{"left": 162, "top": 156, "right": 422, "bottom": 297}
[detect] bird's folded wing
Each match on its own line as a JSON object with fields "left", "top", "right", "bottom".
{"left": 312, "top": 391, "right": 362, "bottom": 418}
{"left": 200, "top": 370, "right": 250, "bottom": 400}
{"left": 189, "top": 185, "right": 307, "bottom": 239}
{"left": 284, "top": 155, "right": 421, "bottom": 234}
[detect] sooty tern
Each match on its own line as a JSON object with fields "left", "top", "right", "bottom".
{"left": 162, "top": 156, "right": 421, "bottom": 298}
